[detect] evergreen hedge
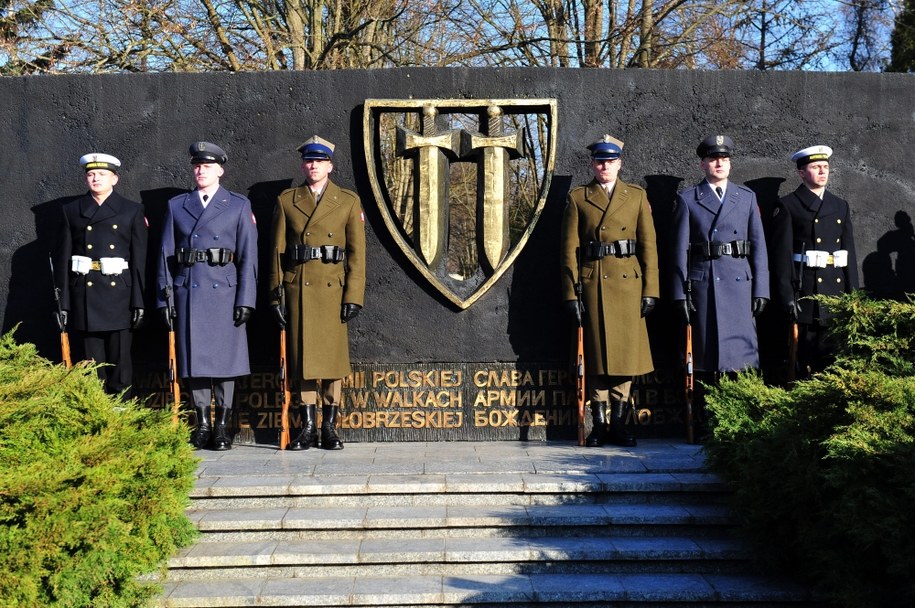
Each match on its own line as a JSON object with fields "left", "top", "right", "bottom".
{"left": 703, "top": 292, "right": 915, "bottom": 607}
{"left": 0, "top": 331, "right": 198, "bottom": 607}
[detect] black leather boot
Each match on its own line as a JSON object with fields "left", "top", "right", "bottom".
{"left": 321, "top": 404, "right": 344, "bottom": 450}
{"left": 288, "top": 404, "right": 318, "bottom": 451}
{"left": 608, "top": 400, "right": 637, "bottom": 447}
{"left": 212, "top": 406, "right": 232, "bottom": 451}
{"left": 586, "top": 401, "right": 608, "bottom": 447}
{"left": 190, "top": 405, "right": 211, "bottom": 449}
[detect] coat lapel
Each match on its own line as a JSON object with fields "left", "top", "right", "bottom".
{"left": 292, "top": 186, "right": 318, "bottom": 228}
{"left": 79, "top": 192, "right": 118, "bottom": 223}
{"left": 193, "top": 186, "right": 230, "bottom": 231}
{"left": 309, "top": 182, "right": 344, "bottom": 227}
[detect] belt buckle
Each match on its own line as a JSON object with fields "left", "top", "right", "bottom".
{"left": 721, "top": 243, "right": 733, "bottom": 256}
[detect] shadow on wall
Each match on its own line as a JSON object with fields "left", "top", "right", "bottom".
{"left": 3, "top": 197, "right": 77, "bottom": 361}
{"left": 864, "top": 210, "right": 915, "bottom": 300}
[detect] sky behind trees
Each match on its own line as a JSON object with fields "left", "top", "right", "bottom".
{"left": 0, "top": 0, "right": 907, "bottom": 74}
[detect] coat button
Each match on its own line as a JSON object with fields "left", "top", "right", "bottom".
{"left": 622, "top": 273, "right": 627, "bottom": 278}
{"left": 817, "top": 278, "right": 823, "bottom": 283}
{"left": 601, "top": 226, "right": 606, "bottom": 231}
{"left": 304, "top": 281, "right": 310, "bottom": 286}
{"left": 816, "top": 238, "right": 822, "bottom": 243}
{"left": 328, "top": 232, "right": 333, "bottom": 237}
{"left": 306, "top": 232, "right": 311, "bottom": 236}
{"left": 87, "top": 226, "right": 93, "bottom": 231}
{"left": 110, "top": 281, "right": 116, "bottom": 287}
{"left": 109, "top": 244, "right": 115, "bottom": 249}
{"left": 87, "top": 244, "right": 93, "bottom": 250}
{"left": 192, "top": 283, "right": 198, "bottom": 288}
{"left": 214, "top": 235, "right": 219, "bottom": 240}
{"left": 837, "top": 219, "right": 842, "bottom": 224}
{"left": 87, "top": 281, "right": 93, "bottom": 287}
{"left": 112, "top": 224, "right": 118, "bottom": 230}
{"left": 213, "top": 284, "right": 219, "bottom": 288}
{"left": 815, "top": 219, "right": 819, "bottom": 223}
{"left": 837, "top": 278, "right": 843, "bottom": 283}
{"left": 327, "top": 282, "right": 332, "bottom": 287}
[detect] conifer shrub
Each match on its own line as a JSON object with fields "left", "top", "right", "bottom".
{"left": 0, "top": 331, "right": 198, "bottom": 607}
{"left": 703, "top": 292, "right": 915, "bottom": 607}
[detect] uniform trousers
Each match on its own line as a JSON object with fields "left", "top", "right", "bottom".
{"left": 589, "top": 376, "right": 632, "bottom": 403}
{"left": 186, "top": 377, "right": 235, "bottom": 411}
{"left": 80, "top": 329, "right": 132, "bottom": 395}
{"left": 297, "top": 379, "right": 342, "bottom": 407}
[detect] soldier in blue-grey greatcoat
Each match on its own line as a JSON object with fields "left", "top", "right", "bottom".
{"left": 671, "top": 135, "right": 769, "bottom": 376}
{"left": 156, "top": 142, "right": 258, "bottom": 451}
{"left": 56, "top": 152, "right": 147, "bottom": 395}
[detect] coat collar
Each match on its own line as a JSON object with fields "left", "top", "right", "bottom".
{"left": 294, "top": 180, "right": 343, "bottom": 226}
{"left": 184, "top": 186, "right": 231, "bottom": 226}
{"left": 793, "top": 184, "right": 828, "bottom": 215}
{"left": 78, "top": 191, "right": 123, "bottom": 222}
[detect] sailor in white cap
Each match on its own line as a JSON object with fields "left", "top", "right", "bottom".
{"left": 560, "top": 134, "right": 659, "bottom": 448}
{"left": 55, "top": 153, "right": 148, "bottom": 394}
{"left": 770, "top": 144, "right": 858, "bottom": 377}
{"left": 270, "top": 135, "right": 366, "bottom": 451}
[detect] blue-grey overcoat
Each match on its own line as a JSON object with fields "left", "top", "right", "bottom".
{"left": 156, "top": 187, "right": 258, "bottom": 379}
{"left": 670, "top": 181, "right": 769, "bottom": 372}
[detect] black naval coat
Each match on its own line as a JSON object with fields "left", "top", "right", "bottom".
{"left": 770, "top": 185, "right": 858, "bottom": 324}
{"left": 57, "top": 192, "right": 148, "bottom": 332}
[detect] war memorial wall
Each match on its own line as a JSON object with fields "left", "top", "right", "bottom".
{"left": 1, "top": 68, "right": 912, "bottom": 443}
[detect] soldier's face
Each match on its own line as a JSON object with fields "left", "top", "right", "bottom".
{"left": 799, "top": 161, "right": 829, "bottom": 189}
{"left": 302, "top": 159, "right": 333, "bottom": 187}
{"left": 700, "top": 156, "right": 730, "bottom": 181}
{"left": 193, "top": 162, "right": 224, "bottom": 190}
{"left": 85, "top": 169, "right": 118, "bottom": 198}
{"left": 590, "top": 158, "right": 621, "bottom": 185}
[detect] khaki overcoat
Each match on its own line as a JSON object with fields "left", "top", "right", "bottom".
{"left": 560, "top": 179, "right": 659, "bottom": 376}
{"left": 270, "top": 181, "right": 366, "bottom": 380}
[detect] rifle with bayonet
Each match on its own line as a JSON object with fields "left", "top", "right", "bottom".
{"left": 684, "top": 246, "right": 695, "bottom": 444}
{"left": 787, "top": 241, "right": 805, "bottom": 386}
{"left": 575, "top": 247, "right": 586, "bottom": 447}
{"left": 276, "top": 249, "right": 291, "bottom": 450}
{"left": 48, "top": 254, "right": 72, "bottom": 369}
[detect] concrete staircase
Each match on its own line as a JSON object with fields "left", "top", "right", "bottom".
{"left": 156, "top": 441, "right": 817, "bottom": 607}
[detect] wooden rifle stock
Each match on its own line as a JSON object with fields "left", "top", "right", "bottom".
{"left": 279, "top": 328, "right": 291, "bottom": 449}
{"left": 164, "top": 284, "right": 181, "bottom": 425}
{"left": 276, "top": 249, "right": 291, "bottom": 449}
{"left": 48, "top": 254, "right": 72, "bottom": 369}
{"left": 787, "top": 242, "right": 805, "bottom": 386}
{"left": 576, "top": 324, "right": 585, "bottom": 447}
{"left": 685, "top": 323, "right": 695, "bottom": 444}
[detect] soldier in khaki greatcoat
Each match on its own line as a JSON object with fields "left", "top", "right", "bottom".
{"left": 560, "top": 136, "right": 659, "bottom": 447}
{"left": 270, "top": 136, "right": 366, "bottom": 450}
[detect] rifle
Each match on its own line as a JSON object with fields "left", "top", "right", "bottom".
{"left": 786, "top": 241, "right": 805, "bottom": 386}
{"left": 684, "top": 247, "right": 695, "bottom": 444}
{"left": 276, "top": 249, "right": 291, "bottom": 450}
{"left": 48, "top": 254, "right": 72, "bottom": 369}
{"left": 163, "top": 277, "right": 181, "bottom": 425}
{"left": 575, "top": 248, "right": 586, "bottom": 447}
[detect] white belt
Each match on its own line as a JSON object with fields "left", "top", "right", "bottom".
{"left": 793, "top": 249, "right": 848, "bottom": 268}
{"left": 71, "top": 255, "right": 129, "bottom": 275}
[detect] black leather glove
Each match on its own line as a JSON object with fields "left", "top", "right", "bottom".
{"left": 233, "top": 306, "right": 253, "bottom": 327}
{"left": 341, "top": 303, "right": 362, "bottom": 323}
{"left": 752, "top": 297, "right": 768, "bottom": 317}
{"left": 131, "top": 308, "right": 145, "bottom": 330}
{"left": 675, "top": 299, "right": 696, "bottom": 324}
{"left": 271, "top": 303, "right": 287, "bottom": 329}
{"left": 55, "top": 310, "right": 68, "bottom": 331}
{"left": 158, "top": 307, "right": 175, "bottom": 327}
{"left": 785, "top": 299, "right": 800, "bottom": 322}
{"left": 640, "top": 297, "right": 657, "bottom": 317}
{"left": 564, "top": 300, "right": 583, "bottom": 326}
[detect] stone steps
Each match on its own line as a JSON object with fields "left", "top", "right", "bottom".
{"left": 156, "top": 441, "right": 818, "bottom": 606}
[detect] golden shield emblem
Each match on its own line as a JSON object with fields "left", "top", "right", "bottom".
{"left": 363, "top": 99, "right": 557, "bottom": 309}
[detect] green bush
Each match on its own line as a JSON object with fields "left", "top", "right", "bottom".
{"left": 0, "top": 331, "right": 198, "bottom": 607}
{"left": 703, "top": 292, "right": 915, "bottom": 608}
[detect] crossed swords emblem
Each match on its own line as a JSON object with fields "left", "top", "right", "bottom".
{"left": 364, "top": 99, "right": 557, "bottom": 309}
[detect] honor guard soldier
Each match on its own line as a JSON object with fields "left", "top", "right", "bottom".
{"left": 270, "top": 136, "right": 366, "bottom": 450}
{"left": 671, "top": 135, "right": 769, "bottom": 380}
{"left": 560, "top": 135, "right": 659, "bottom": 447}
{"left": 56, "top": 153, "right": 147, "bottom": 395}
{"left": 770, "top": 145, "right": 858, "bottom": 376}
{"left": 156, "top": 142, "right": 258, "bottom": 450}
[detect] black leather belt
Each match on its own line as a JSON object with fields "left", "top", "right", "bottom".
{"left": 690, "top": 240, "right": 751, "bottom": 260}
{"left": 176, "top": 247, "right": 235, "bottom": 266}
{"left": 585, "top": 239, "right": 637, "bottom": 259}
{"left": 290, "top": 244, "right": 346, "bottom": 264}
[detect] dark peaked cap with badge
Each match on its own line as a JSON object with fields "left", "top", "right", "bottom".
{"left": 696, "top": 135, "right": 734, "bottom": 158}
{"left": 189, "top": 141, "right": 228, "bottom": 165}
{"left": 297, "top": 135, "right": 335, "bottom": 160}
{"left": 80, "top": 153, "right": 121, "bottom": 172}
{"left": 791, "top": 145, "right": 832, "bottom": 168}
{"left": 588, "top": 135, "right": 624, "bottom": 160}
